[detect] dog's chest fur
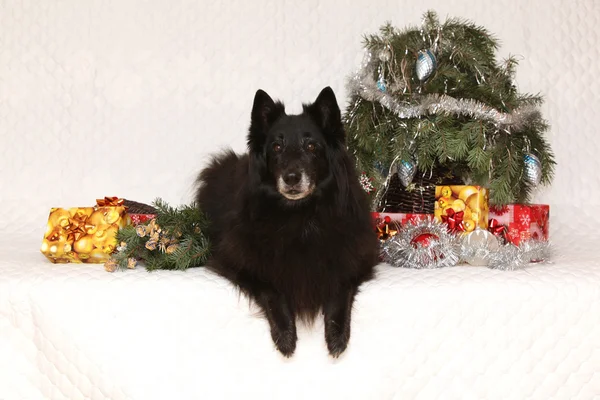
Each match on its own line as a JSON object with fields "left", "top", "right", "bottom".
{"left": 216, "top": 206, "right": 362, "bottom": 316}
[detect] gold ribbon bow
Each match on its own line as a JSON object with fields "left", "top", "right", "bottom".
{"left": 65, "top": 214, "right": 90, "bottom": 242}
{"left": 96, "top": 196, "right": 125, "bottom": 207}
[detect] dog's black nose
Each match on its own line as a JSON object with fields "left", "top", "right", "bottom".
{"left": 283, "top": 171, "right": 301, "bottom": 186}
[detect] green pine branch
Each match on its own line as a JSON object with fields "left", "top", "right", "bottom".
{"left": 109, "top": 198, "right": 211, "bottom": 271}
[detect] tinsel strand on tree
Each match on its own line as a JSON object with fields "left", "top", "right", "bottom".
{"left": 105, "top": 199, "right": 211, "bottom": 272}
{"left": 345, "top": 11, "right": 555, "bottom": 206}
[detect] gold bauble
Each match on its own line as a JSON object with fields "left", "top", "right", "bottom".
{"left": 463, "top": 207, "right": 472, "bottom": 221}
{"left": 48, "top": 209, "right": 71, "bottom": 228}
{"left": 87, "top": 211, "right": 105, "bottom": 230}
{"left": 462, "top": 219, "right": 476, "bottom": 232}
{"left": 452, "top": 199, "right": 466, "bottom": 212}
{"left": 466, "top": 193, "right": 485, "bottom": 213}
{"left": 94, "top": 225, "right": 117, "bottom": 245}
{"left": 458, "top": 186, "right": 479, "bottom": 201}
{"left": 438, "top": 196, "right": 456, "bottom": 209}
{"left": 89, "top": 248, "right": 109, "bottom": 263}
{"left": 74, "top": 235, "right": 94, "bottom": 254}
{"left": 103, "top": 208, "right": 121, "bottom": 224}
{"left": 450, "top": 185, "right": 465, "bottom": 196}
{"left": 440, "top": 186, "right": 453, "bottom": 198}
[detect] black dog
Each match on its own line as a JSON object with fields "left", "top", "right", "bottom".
{"left": 196, "top": 87, "right": 379, "bottom": 357}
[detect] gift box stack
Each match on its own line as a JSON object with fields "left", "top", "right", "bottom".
{"left": 372, "top": 183, "right": 550, "bottom": 249}
{"left": 41, "top": 197, "right": 156, "bottom": 264}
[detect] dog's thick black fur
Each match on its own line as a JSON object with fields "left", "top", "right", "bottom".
{"left": 195, "top": 87, "right": 379, "bottom": 357}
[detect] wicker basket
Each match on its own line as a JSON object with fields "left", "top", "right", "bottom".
{"left": 375, "top": 166, "right": 464, "bottom": 213}
{"left": 123, "top": 199, "right": 157, "bottom": 215}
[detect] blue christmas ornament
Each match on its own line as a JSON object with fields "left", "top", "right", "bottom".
{"left": 397, "top": 159, "right": 417, "bottom": 187}
{"left": 416, "top": 49, "right": 437, "bottom": 81}
{"left": 523, "top": 153, "right": 542, "bottom": 186}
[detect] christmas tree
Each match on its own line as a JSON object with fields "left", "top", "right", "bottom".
{"left": 345, "top": 11, "right": 555, "bottom": 208}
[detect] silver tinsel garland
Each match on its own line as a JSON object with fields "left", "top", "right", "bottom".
{"left": 382, "top": 219, "right": 552, "bottom": 270}
{"left": 346, "top": 51, "right": 542, "bottom": 131}
{"left": 485, "top": 239, "right": 552, "bottom": 271}
{"left": 381, "top": 218, "right": 461, "bottom": 269}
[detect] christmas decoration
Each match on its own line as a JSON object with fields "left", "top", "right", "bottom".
{"left": 488, "top": 204, "right": 549, "bottom": 245}
{"left": 416, "top": 49, "right": 436, "bottom": 81}
{"left": 372, "top": 212, "right": 430, "bottom": 229}
{"left": 359, "top": 172, "right": 376, "bottom": 194}
{"left": 435, "top": 185, "right": 489, "bottom": 233}
{"left": 487, "top": 239, "right": 552, "bottom": 271}
{"left": 397, "top": 159, "right": 417, "bottom": 187}
{"left": 106, "top": 198, "right": 211, "bottom": 272}
{"left": 345, "top": 11, "right": 556, "bottom": 207}
{"left": 374, "top": 215, "right": 399, "bottom": 241}
{"left": 41, "top": 197, "right": 129, "bottom": 263}
{"left": 461, "top": 229, "right": 500, "bottom": 266}
{"left": 523, "top": 153, "right": 542, "bottom": 187}
{"left": 487, "top": 218, "right": 508, "bottom": 244}
{"left": 381, "top": 218, "right": 460, "bottom": 269}
{"left": 378, "top": 213, "right": 551, "bottom": 270}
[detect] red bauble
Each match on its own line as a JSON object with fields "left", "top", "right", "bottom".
{"left": 410, "top": 232, "right": 439, "bottom": 248}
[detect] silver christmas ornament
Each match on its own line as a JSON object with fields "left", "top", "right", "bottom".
{"left": 524, "top": 153, "right": 542, "bottom": 186}
{"left": 416, "top": 49, "right": 436, "bottom": 81}
{"left": 397, "top": 159, "right": 417, "bottom": 187}
{"left": 461, "top": 229, "right": 500, "bottom": 266}
{"left": 378, "top": 49, "right": 392, "bottom": 62}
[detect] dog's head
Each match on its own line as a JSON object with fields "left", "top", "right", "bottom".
{"left": 247, "top": 87, "right": 345, "bottom": 202}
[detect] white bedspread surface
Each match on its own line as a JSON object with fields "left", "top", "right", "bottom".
{"left": 2, "top": 0, "right": 600, "bottom": 398}
{"left": 1, "top": 235, "right": 599, "bottom": 400}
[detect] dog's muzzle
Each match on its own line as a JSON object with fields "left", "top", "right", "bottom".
{"left": 277, "top": 170, "right": 314, "bottom": 200}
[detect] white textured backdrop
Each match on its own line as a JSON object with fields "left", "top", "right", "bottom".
{"left": 1, "top": 1, "right": 599, "bottom": 239}
{"left": 2, "top": 2, "right": 600, "bottom": 399}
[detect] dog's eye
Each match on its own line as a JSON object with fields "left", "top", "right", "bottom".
{"left": 272, "top": 143, "right": 282, "bottom": 152}
{"left": 306, "top": 143, "right": 316, "bottom": 152}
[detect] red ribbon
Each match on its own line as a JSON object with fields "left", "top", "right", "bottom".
{"left": 441, "top": 208, "right": 464, "bottom": 232}
{"left": 488, "top": 218, "right": 507, "bottom": 242}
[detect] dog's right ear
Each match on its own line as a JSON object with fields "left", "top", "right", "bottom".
{"left": 247, "top": 89, "right": 285, "bottom": 154}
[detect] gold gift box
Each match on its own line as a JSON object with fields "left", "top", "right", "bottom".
{"left": 434, "top": 185, "right": 489, "bottom": 233}
{"left": 41, "top": 198, "right": 129, "bottom": 263}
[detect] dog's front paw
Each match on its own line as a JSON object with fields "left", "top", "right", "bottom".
{"left": 271, "top": 325, "right": 297, "bottom": 357}
{"left": 325, "top": 321, "right": 350, "bottom": 358}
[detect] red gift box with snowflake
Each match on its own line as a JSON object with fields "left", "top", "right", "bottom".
{"left": 488, "top": 204, "right": 549, "bottom": 245}
{"left": 127, "top": 213, "right": 155, "bottom": 226}
{"left": 371, "top": 212, "right": 431, "bottom": 241}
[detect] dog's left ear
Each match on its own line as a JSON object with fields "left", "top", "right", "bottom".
{"left": 304, "top": 87, "right": 344, "bottom": 144}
